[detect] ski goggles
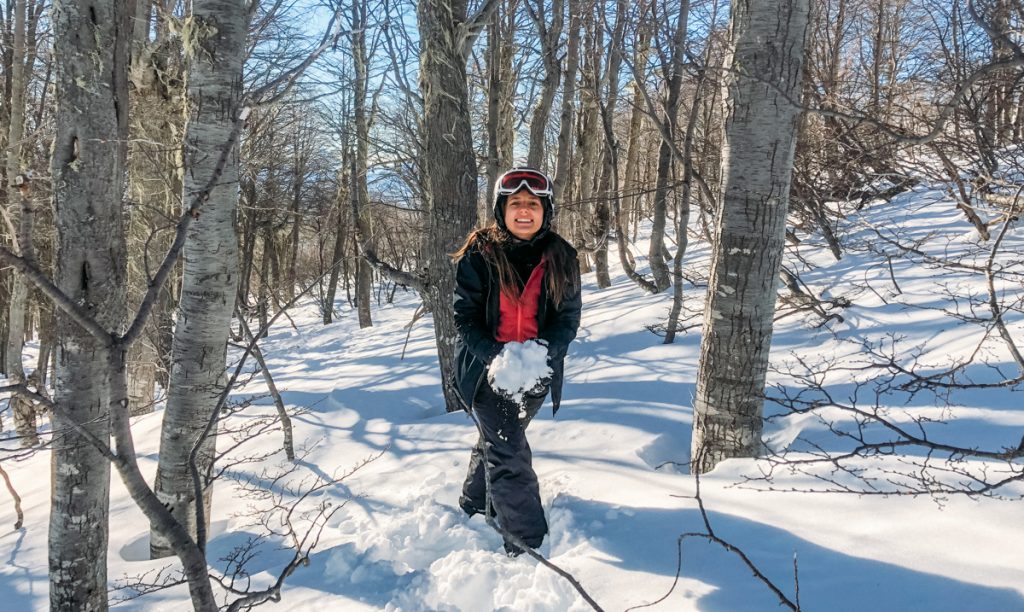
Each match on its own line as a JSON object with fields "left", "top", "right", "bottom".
{"left": 495, "top": 169, "right": 553, "bottom": 198}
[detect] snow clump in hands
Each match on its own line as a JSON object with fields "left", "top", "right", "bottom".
{"left": 487, "top": 340, "right": 552, "bottom": 407}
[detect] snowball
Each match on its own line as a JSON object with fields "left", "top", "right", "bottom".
{"left": 487, "top": 340, "right": 552, "bottom": 407}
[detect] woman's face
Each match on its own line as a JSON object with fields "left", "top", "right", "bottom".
{"left": 504, "top": 190, "right": 544, "bottom": 240}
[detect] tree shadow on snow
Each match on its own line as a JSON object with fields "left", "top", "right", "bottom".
{"left": 0, "top": 529, "right": 40, "bottom": 611}
{"left": 552, "top": 495, "right": 1024, "bottom": 612}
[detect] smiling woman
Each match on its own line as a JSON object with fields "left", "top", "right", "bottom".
{"left": 449, "top": 167, "right": 582, "bottom": 556}
{"left": 503, "top": 191, "right": 544, "bottom": 240}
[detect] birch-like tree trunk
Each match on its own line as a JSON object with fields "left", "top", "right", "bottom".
{"left": 691, "top": 0, "right": 809, "bottom": 474}
{"left": 151, "top": 0, "right": 246, "bottom": 558}
{"left": 4, "top": 0, "right": 35, "bottom": 446}
{"left": 48, "top": 0, "right": 132, "bottom": 606}
{"left": 417, "top": 0, "right": 495, "bottom": 411}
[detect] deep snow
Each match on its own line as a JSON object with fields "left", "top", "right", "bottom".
{"left": 1, "top": 186, "right": 1023, "bottom": 611}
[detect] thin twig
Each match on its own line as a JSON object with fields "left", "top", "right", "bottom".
{"left": 0, "top": 462, "right": 24, "bottom": 530}
{"left": 686, "top": 464, "right": 800, "bottom": 611}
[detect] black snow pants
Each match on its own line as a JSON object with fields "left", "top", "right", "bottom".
{"left": 462, "top": 381, "right": 548, "bottom": 549}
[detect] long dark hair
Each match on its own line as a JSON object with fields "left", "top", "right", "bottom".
{"left": 452, "top": 225, "right": 578, "bottom": 307}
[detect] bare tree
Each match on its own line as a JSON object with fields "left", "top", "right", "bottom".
{"left": 323, "top": 106, "right": 352, "bottom": 325}
{"left": 525, "top": 0, "right": 564, "bottom": 169}
{"left": 647, "top": 0, "right": 689, "bottom": 292}
{"left": 351, "top": 0, "right": 375, "bottom": 328}
{"left": 417, "top": 0, "right": 498, "bottom": 411}
{"left": 3, "top": 0, "right": 36, "bottom": 446}
{"left": 151, "top": 0, "right": 247, "bottom": 558}
{"left": 484, "top": 0, "right": 518, "bottom": 209}
{"left": 552, "top": 2, "right": 582, "bottom": 206}
{"left": 691, "top": 0, "right": 810, "bottom": 474}
{"left": 126, "top": 0, "right": 185, "bottom": 414}
{"left": 46, "top": 0, "right": 134, "bottom": 606}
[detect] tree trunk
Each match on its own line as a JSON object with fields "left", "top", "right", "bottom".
{"left": 576, "top": 7, "right": 603, "bottom": 278}
{"left": 257, "top": 229, "right": 271, "bottom": 334}
{"left": 5, "top": 0, "right": 35, "bottom": 446}
{"left": 649, "top": 0, "right": 689, "bottom": 292}
{"left": 486, "top": 10, "right": 502, "bottom": 208}
{"left": 323, "top": 150, "right": 351, "bottom": 324}
{"left": 287, "top": 144, "right": 302, "bottom": 301}
{"left": 352, "top": 0, "right": 374, "bottom": 328}
{"left": 33, "top": 301, "right": 54, "bottom": 388}
{"left": 107, "top": 346, "right": 218, "bottom": 611}
{"left": 126, "top": 10, "right": 185, "bottom": 415}
{"left": 152, "top": 0, "right": 246, "bottom": 558}
{"left": 355, "top": 240, "right": 373, "bottom": 328}
{"left": 485, "top": 3, "right": 515, "bottom": 205}
{"left": 417, "top": 0, "right": 487, "bottom": 412}
{"left": 552, "top": 3, "right": 581, "bottom": 206}
{"left": 664, "top": 58, "right": 706, "bottom": 344}
{"left": 48, "top": 0, "right": 133, "bottom": 605}
{"left": 691, "top": 0, "right": 809, "bottom": 474}
{"left": 526, "top": 0, "right": 564, "bottom": 169}
{"left": 591, "top": 0, "right": 628, "bottom": 290}
{"left": 237, "top": 179, "right": 259, "bottom": 308}
{"left": 621, "top": 11, "right": 649, "bottom": 248}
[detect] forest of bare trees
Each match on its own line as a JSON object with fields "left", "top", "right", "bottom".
{"left": 1, "top": 0, "right": 1023, "bottom": 608}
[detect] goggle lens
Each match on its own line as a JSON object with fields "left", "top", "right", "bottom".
{"left": 498, "top": 171, "right": 551, "bottom": 196}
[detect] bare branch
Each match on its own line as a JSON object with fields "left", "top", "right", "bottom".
{"left": 0, "top": 246, "right": 114, "bottom": 345}
{"left": 460, "top": 0, "right": 502, "bottom": 60}
{"left": 0, "top": 462, "right": 24, "bottom": 530}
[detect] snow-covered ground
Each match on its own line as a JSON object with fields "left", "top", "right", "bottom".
{"left": 2, "top": 185, "right": 1024, "bottom": 611}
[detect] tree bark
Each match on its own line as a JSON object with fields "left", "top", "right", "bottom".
{"left": 576, "top": 7, "right": 603, "bottom": 277}
{"left": 4, "top": 0, "right": 35, "bottom": 446}
{"left": 352, "top": 0, "right": 373, "bottom": 328}
{"left": 663, "top": 61, "right": 706, "bottom": 344}
{"left": 591, "top": 0, "right": 628, "bottom": 289}
{"left": 620, "top": 9, "right": 649, "bottom": 248}
{"left": 691, "top": 0, "right": 809, "bottom": 474}
{"left": 287, "top": 138, "right": 303, "bottom": 301}
{"left": 417, "top": 0, "right": 493, "bottom": 411}
{"left": 526, "top": 0, "right": 564, "bottom": 169}
{"left": 485, "top": 2, "right": 516, "bottom": 204}
{"left": 552, "top": 3, "right": 581, "bottom": 207}
{"left": 126, "top": 7, "right": 184, "bottom": 414}
{"left": 238, "top": 178, "right": 259, "bottom": 308}
{"left": 33, "top": 301, "right": 53, "bottom": 388}
{"left": 323, "top": 148, "right": 350, "bottom": 324}
{"left": 648, "top": 0, "right": 689, "bottom": 292}
{"left": 257, "top": 229, "right": 272, "bottom": 335}
{"left": 48, "top": 0, "right": 133, "bottom": 606}
{"left": 152, "top": 0, "right": 246, "bottom": 558}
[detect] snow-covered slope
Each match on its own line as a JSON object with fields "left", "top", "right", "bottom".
{"left": 2, "top": 186, "right": 1023, "bottom": 610}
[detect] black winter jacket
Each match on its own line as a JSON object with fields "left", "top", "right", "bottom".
{"left": 452, "top": 233, "right": 582, "bottom": 414}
